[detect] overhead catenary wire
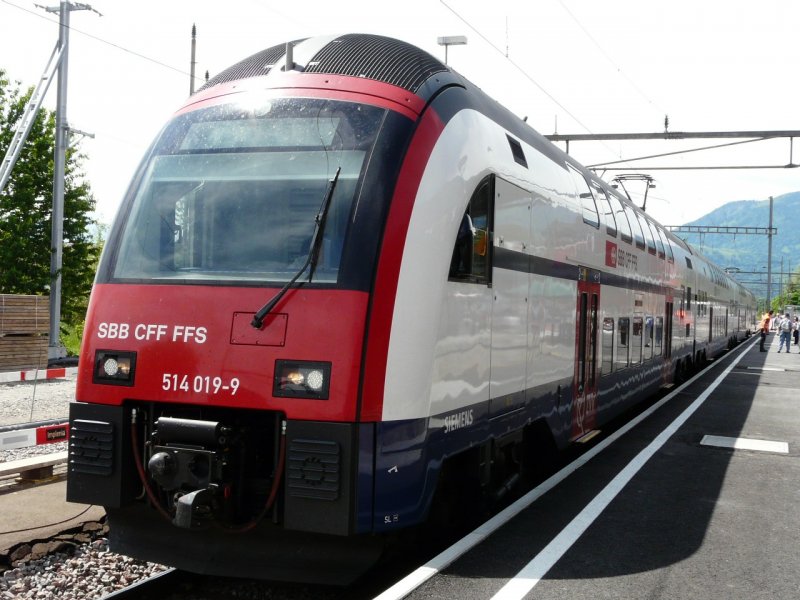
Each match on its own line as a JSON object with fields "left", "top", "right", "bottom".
{"left": 554, "top": 0, "right": 669, "bottom": 119}
{"left": 588, "top": 137, "right": 770, "bottom": 168}
{"left": 439, "top": 0, "right": 595, "bottom": 136}
{"left": 438, "top": 1, "right": 639, "bottom": 168}
{"left": 1, "top": 0, "right": 202, "bottom": 84}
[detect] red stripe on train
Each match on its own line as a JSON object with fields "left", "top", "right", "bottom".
{"left": 359, "top": 108, "right": 446, "bottom": 422}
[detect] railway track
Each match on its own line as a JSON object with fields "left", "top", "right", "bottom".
{"left": 98, "top": 568, "right": 184, "bottom": 599}
{"left": 96, "top": 568, "right": 353, "bottom": 600}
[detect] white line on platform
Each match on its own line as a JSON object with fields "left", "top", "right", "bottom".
{"left": 745, "top": 366, "right": 786, "bottom": 372}
{"left": 701, "top": 435, "right": 788, "bottom": 454}
{"left": 372, "top": 337, "right": 758, "bottom": 600}
{"left": 488, "top": 340, "right": 752, "bottom": 600}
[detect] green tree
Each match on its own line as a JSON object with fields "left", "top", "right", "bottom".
{"left": 0, "top": 68, "right": 99, "bottom": 330}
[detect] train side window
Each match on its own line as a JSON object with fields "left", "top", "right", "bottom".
{"left": 645, "top": 316, "right": 654, "bottom": 360}
{"left": 655, "top": 316, "right": 663, "bottom": 355}
{"left": 608, "top": 194, "right": 632, "bottom": 243}
{"left": 663, "top": 235, "right": 675, "bottom": 263}
{"left": 624, "top": 205, "right": 645, "bottom": 249}
{"left": 592, "top": 184, "right": 617, "bottom": 237}
{"left": 636, "top": 213, "right": 657, "bottom": 255}
{"left": 631, "top": 316, "right": 643, "bottom": 364}
{"left": 449, "top": 176, "right": 493, "bottom": 284}
{"left": 651, "top": 222, "right": 666, "bottom": 259}
{"left": 616, "top": 317, "right": 630, "bottom": 369}
{"left": 601, "top": 317, "right": 614, "bottom": 376}
{"left": 567, "top": 164, "right": 599, "bottom": 228}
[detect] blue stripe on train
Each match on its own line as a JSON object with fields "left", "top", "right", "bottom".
{"left": 366, "top": 353, "right": 686, "bottom": 533}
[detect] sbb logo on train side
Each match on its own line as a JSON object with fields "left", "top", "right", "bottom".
{"left": 605, "top": 241, "right": 638, "bottom": 271}
{"left": 96, "top": 322, "right": 208, "bottom": 344}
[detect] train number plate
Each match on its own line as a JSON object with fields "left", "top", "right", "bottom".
{"left": 162, "top": 373, "right": 240, "bottom": 395}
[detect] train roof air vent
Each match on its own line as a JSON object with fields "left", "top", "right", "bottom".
{"left": 506, "top": 135, "right": 528, "bottom": 168}
{"left": 200, "top": 34, "right": 448, "bottom": 94}
{"left": 199, "top": 40, "right": 307, "bottom": 91}
{"left": 304, "top": 34, "right": 448, "bottom": 92}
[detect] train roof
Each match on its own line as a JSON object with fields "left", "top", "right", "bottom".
{"left": 200, "top": 33, "right": 450, "bottom": 94}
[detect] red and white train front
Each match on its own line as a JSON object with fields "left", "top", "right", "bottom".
{"left": 66, "top": 36, "right": 451, "bottom": 582}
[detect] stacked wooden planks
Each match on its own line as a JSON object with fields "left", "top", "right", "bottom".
{"left": 0, "top": 295, "right": 49, "bottom": 370}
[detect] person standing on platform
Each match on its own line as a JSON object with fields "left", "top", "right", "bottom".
{"left": 777, "top": 312, "right": 793, "bottom": 353}
{"left": 794, "top": 316, "right": 799, "bottom": 346}
{"left": 759, "top": 310, "right": 774, "bottom": 351}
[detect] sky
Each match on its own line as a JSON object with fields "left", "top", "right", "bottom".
{"left": 0, "top": 0, "right": 798, "bottom": 228}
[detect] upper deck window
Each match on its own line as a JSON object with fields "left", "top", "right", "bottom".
{"left": 567, "top": 165, "right": 599, "bottom": 228}
{"left": 607, "top": 193, "right": 632, "bottom": 243}
{"left": 625, "top": 204, "right": 645, "bottom": 249}
{"left": 636, "top": 213, "right": 657, "bottom": 255}
{"left": 112, "top": 98, "right": 385, "bottom": 284}
{"left": 592, "top": 184, "right": 617, "bottom": 237}
{"left": 651, "top": 222, "right": 666, "bottom": 259}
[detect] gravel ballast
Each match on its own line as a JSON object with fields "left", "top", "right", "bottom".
{"left": 1, "top": 376, "right": 169, "bottom": 599}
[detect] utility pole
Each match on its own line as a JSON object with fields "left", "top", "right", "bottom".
{"left": 44, "top": 1, "right": 99, "bottom": 359}
{"left": 190, "top": 24, "right": 197, "bottom": 95}
{"left": 767, "top": 196, "right": 773, "bottom": 309}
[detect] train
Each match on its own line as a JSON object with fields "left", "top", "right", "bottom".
{"left": 66, "top": 33, "right": 757, "bottom": 584}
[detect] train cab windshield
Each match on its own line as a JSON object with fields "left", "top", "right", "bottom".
{"left": 112, "top": 97, "right": 385, "bottom": 284}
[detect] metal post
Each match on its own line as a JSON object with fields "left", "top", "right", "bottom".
{"left": 48, "top": 0, "right": 70, "bottom": 360}
{"left": 43, "top": 1, "right": 98, "bottom": 359}
{"left": 437, "top": 36, "right": 467, "bottom": 66}
{"left": 766, "top": 196, "right": 773, "bottom": 310}
{"left": 190, "top": 24, "right": 196, "bottom": 95}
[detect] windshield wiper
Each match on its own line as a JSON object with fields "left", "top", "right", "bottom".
{"left": 251, "top": 167, "right": 341, "bottom": 329}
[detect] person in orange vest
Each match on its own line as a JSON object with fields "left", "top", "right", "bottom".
{"left": 759, "top": 310, "right": 774, "bottom": 352}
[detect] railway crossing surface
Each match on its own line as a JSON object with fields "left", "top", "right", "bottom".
{"left": 386, "top": 333, "right": 799, "bottom": 599}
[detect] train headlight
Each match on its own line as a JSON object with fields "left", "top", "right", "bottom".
{"left": 273, "top": 360, "right": 330, "bottom": 400}
{"left": 305, "top": 369, "right": 325, "bottom": 391}
{"left": 93, "top": 350, "right": 137, "bottom": 386}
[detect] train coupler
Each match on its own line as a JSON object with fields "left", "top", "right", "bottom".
{"left": 174, "top": 486, "right": 217, "bottom": 528}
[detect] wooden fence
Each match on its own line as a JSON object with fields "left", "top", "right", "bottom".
{"left": 0, "top": 295, "right": 49, "bottom": 370}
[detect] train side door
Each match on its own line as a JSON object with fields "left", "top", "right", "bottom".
{"left": 664, "top": 297, "right": 673, "bottom": 358}
{"left": 489, "top": 178, "right": 531, "bottom": 418}
{"left": 572, "top": 268, "right": 600, "bottom": 440}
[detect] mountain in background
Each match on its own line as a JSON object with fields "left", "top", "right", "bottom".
{"left": 671, "top": 191, "right": 800, "bottom": 295}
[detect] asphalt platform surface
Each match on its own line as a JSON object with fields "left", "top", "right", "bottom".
{"left": 401, "top": 332, "right": 799, "bottom": 599}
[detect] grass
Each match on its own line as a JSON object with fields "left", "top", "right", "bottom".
{"left": 61, "top": 321, "right": 84, "bottom": 357}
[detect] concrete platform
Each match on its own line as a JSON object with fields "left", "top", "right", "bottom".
{"left": 396, "top": 332, "right": 800, "bottom": 599}
{"left": 0, "top": 479, "right": 105, "bottom": 553}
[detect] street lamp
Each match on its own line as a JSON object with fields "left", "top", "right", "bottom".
{"left": 437, "top": 35, "right": 467, "bottom": 65}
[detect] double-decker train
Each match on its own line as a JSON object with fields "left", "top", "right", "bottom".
{"left": 66, "top": 33, "right": 756, "bottom": 583}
